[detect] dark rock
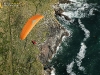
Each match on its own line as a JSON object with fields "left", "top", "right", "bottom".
{"left": 59, "top": 0, "right": 72, "bottom": 4}
{"left": 39, "top": 1, "right": 70, "bottom": 75}
{"left": 53, "top": 3, "right": 71, "bottom": 20}
{"left": 62, "top": 14, "right": 71, "bottom": 20}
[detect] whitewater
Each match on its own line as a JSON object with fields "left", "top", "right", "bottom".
{"left": 51, "top": 0, "right": 100, "bottom": 75}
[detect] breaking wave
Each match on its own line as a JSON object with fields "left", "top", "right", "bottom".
{"left": 66, "top": 19, "right": 90, "bottom": 74}
{"left": 51, "top": 0, "right": 100, "bottom": 75}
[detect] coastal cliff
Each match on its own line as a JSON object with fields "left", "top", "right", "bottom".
{"left": 39, "top": 0, "right": 70, "bottom": 75}
{"left": 39, "top": 19, "right": 69, "bottom": 75}
{"left": 0, "top": 0, "right": 69, "bottom": 75}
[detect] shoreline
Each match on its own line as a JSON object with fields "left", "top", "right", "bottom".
{"left": 40, "top": 20, "right": 69, "bottom": 75}
{"left": 39, "top": 3, "right": 70, "bottom": 75}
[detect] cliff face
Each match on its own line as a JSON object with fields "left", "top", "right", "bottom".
{"left": 39, "top": 20, "right": 69, "bottom": 75}
{"left": 39, "top": 20, "right": 69, "bottom": 64}
{"left": 39, "top": 1, "right": 69, "bottom": 75}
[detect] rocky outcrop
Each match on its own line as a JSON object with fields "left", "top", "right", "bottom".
{"left": 39, "top": 20, "right": 69, "bottom": 75}
{"left": 39, "top": 1, "right": 71, "bottom": 75}
{"left": 39, "top": 24, "right": 68, "bottom": 63}
{"left": 53, "top": 3, "right": 71, "bottom": 20}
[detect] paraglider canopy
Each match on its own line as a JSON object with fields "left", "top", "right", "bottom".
{"left": 20, "top": 14, "right": 44, "bottom": 40}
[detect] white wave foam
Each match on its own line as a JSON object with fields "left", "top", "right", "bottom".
{"left": 77, "top": 43, "right": 86, "bottom": 61}
{"left": 66, "top": 19, "right": 90, "bottom": 74}
{"left": 89, "top": 8, "right": 98, "bottom": 16}
{"left": 62, "top": 12, "right": 75, "bottom": 18}
{"left": 59, "top": 2, "right": 97, "bottom": 20}
{"left": 75, "top": 19, "right": 90, "bottom": 72}
{"left": 75, "top": 42, "right": 86, "bottom": 71}
{"left": 66, "top": 61, "right": 76, "bottom": 75}
{"left": 70, "top": 0, "right": 77, "bottom": 2}
{"left": 62, "top": 36, "right": 67, "bottom": 42}
{"left": 70, "top": 0, "right": 86, "bottom": 3}
{"left": 78, "top": 19, "right": 90, "bottom": 41}
{"left": 52, "top": 44, "right": 61, "bottom": 58}
{"left": 51, "top": 68, "right": 55, "bottom": 75}
{"left": 58, "top": 2, "right": 94, "bottom": 74}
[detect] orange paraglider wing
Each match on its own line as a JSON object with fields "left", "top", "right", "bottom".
{"left": 20, "top": 14, "right": 44, "bottom": 40}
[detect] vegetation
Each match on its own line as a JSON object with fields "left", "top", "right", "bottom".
{"left": 0, "top": 0, "right": 58, "bottom": 75}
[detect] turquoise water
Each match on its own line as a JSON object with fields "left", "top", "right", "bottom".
{"left": 51, "top": 1, "right": 100, "bottom": 75}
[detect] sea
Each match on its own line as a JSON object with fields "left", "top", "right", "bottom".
{"left": 50, "top": 0, "right": 100, "bottom": 75}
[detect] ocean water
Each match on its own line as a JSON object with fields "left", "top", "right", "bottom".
{"left": 51, "top": 0, "right": 100, "bottom": 75}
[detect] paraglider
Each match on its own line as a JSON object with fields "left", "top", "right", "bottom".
{"left": 32, "top": 40, "right": 36, "bottom": 45}
{"left": 20, "top": 14, "right": 44, "bottom": 40}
